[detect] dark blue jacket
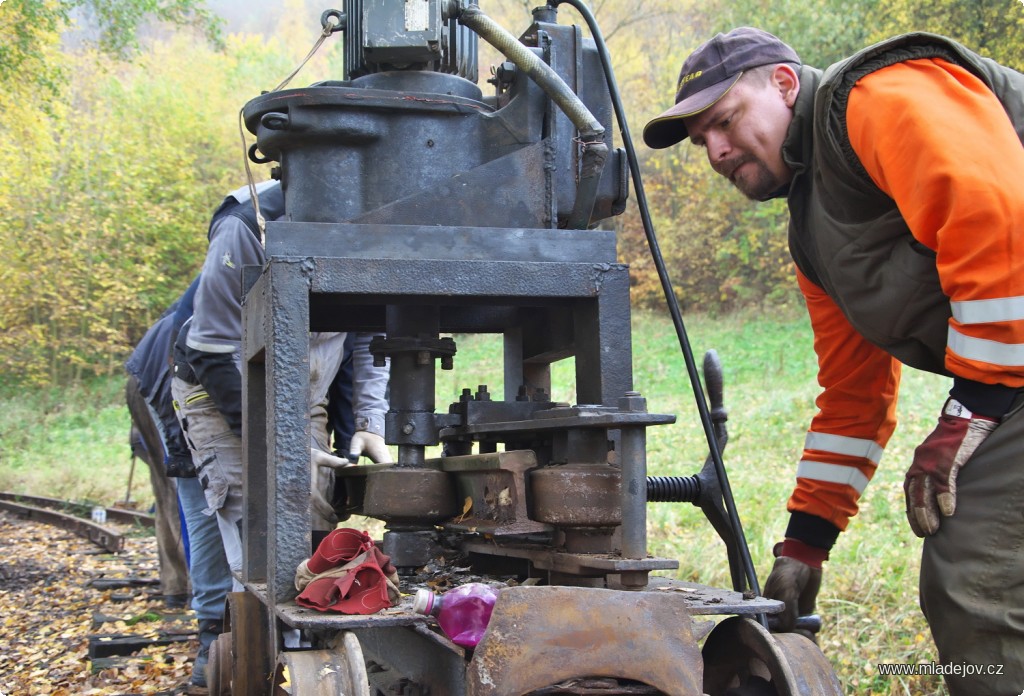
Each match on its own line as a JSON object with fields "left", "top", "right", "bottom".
{"left": 125, "top": 276, "right": 200, "bottom": 476}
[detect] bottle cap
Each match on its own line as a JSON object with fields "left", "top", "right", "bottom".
{"left": 412, "top": 588, "right": 435, "bottom": 616}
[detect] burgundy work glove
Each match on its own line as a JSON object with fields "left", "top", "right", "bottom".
{"left": 903, "top": 398, "right": 998, "bottom": 538}
{"left": 763, "top": 539, "right": 825, "bottom": 640}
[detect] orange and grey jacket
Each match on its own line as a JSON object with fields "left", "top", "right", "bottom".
{"left": 781, "top": 34, "right": 1024, "bottom": 549}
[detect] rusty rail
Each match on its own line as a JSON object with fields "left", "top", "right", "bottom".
{"left": 0, "top": 492, "right": 155, "bottom": 553}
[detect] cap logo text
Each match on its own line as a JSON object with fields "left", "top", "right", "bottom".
{"left": 677, "top": 70, "right": 703, "bottom": 91}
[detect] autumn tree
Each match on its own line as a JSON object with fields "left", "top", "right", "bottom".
{"left": 869, "top": 0, "right": 1024, "bottom": 70}
{"left": 0, "top": 2, "right": 333, "bottom": 387}
{"left": 12, "top": 0, "right": 1019, "bottom": 387}
{"left": 0, "top": 0, "right": 222, "bottom": 102}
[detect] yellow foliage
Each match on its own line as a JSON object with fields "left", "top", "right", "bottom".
{"left": 3, "top": 0, "right": 930, "bottom": 386}
{"left": 868, "top": 0, "right": 1024, "bottom": 70}
{"left": 0, "top": 8, "right": 325, "bottom": 387}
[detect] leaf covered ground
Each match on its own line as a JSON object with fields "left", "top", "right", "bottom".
{"left": 0, "top": 511, "right": 201, "bottom": 695}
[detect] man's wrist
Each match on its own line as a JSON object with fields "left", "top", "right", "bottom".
{"left": 941, "top": 397, "right": 998, "bottom": 423}
{"left": 354, "top": 414, "right": 386, "bottom": 437}
{"left": 780, "top": 538, "right": 829, "bottom": 569}
{"left": 785, "top": 510, "right": 841, "bottom": 551}
{"left": 950, "top": 377, "right": 1018, "bottom": 420}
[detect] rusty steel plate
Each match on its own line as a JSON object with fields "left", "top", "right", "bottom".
{"left": 466, "top": 585, "right": 704, "bottom": 696}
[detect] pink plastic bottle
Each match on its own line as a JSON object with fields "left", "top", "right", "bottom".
{"left": 412, "top": 583, "right": 499, "bottom": 648}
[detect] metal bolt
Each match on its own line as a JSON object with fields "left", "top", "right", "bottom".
{"left": 402, "top": 422, "right": 416, "bottom": 435}
{"left": 619, "top": 570, "right": 647, "bottom": 589}
{"left": 495, "top": 61, "right": 517, "bottom": 84}
{"left": 619, "top": 391, "right": 647, "bottom": 412}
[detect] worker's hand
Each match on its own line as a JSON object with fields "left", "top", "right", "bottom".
{"left": 903, "top": 398, "right": 998, "bottom": 537}
{"left": 349, "top": 431, "right": 393, "bottom": 464}
{"left": 763, "top": 540, "right": 824, "bottom": 640}
{"left": 309, "top": 448, "right": 347, "bottom": 526}
{"left": 310, "top": 485, "right": 338, "bottom": 526}
{"left": 311, "top": 447, "right": 354, "bottom": 471}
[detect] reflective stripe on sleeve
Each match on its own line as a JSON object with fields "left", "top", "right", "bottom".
{"left": 948, "top": 326, "right": 1024, "bottom": 367}
{"left": 796, "top": 460, "right": 870, "bottom": 494}
{"left": 803, "top": 431, "right": 883, "bottom": 465}
{"left": 184, "top": 338, "right": 238, "bottom": 354}
{"left": 951, "top": 296, "right": 1024, "bottom": 325}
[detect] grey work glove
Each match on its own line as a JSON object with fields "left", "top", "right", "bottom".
{"left": 311, "top": 447, "right": 355, "bottom": 471}
{"left": 310, "top": 447, "right": 354, "bottom": 526}
{"left": 903, "top": 398, "right": 998, "bottom": 537}
{"left": 763, "top": 540, "right": 824, "bottom": 641}
{"left": 349, "top": 431, "right": 393, "bottom": 464}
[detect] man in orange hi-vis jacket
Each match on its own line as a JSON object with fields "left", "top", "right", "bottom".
{"left": 643, "top": 27, "right": 1024, "bottom": 696}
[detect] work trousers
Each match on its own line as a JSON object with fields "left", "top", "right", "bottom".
{"left": 126, "top": 374, "right": 189, "bottom": 598}
{"left": 171, "top": 375, "right": 246, "bottom": 591}
{"left": 176, "top": 474, "right": 233, "bottom": 621}
{"left": 144, "top": 460, "right": 189, "bottom": 597}
{"left": 920, "top": 396, "right": 1024, "bottom": 695}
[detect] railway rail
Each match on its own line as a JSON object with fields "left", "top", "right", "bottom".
{"left": 0, "top": 491, "right": 155, "bottom": 554}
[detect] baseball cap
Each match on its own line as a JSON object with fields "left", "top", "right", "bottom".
{"left": 642, "top": 27, "right": 801, "bottom": 149}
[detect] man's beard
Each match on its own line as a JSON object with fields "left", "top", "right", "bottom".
{"left": 722, "top": 155, "right": 785, "bottom": 202}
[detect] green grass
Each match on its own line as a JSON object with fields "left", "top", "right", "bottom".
{"left": 0, "top": 307, "right": 951, "bottom": 694}
{"left": 0, "top": 376, "right": 153, "bottom": 509}
{"left": 628, "top": 307, "right": 949, "bottom": 695}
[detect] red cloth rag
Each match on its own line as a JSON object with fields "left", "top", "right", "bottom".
{"left": 306, "top": 528, "right": 374, "bottom": 574}
{"left": 295, "top": 528, "right": 401, "bottom": 615}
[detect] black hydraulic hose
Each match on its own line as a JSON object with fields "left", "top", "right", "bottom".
{"left": 549, "top": 0, "right": 764, "bottom": 608}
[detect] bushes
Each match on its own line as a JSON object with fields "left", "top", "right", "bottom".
{"left": 617, "top": 148, "right": 798, "bottom": 313}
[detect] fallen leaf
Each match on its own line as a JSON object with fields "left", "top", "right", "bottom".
{"left": 454, "top": 496, "right": 473, "bottom": 523}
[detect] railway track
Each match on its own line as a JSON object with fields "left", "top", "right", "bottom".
{"left": 0, "top": 494, "right": 200, "bottom": 695}
{"left": 0, "top": 491, "right": 156, "bottom": 554}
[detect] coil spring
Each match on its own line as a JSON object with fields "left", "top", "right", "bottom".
{"left": 646, "top": 475, "right": 701, "bottom": 503}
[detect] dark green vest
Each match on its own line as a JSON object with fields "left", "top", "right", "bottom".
{"left": 785, "top": 33, "right": 1024, "bottom": 375}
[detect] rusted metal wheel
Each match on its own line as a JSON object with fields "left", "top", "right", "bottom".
{"left": 702, "top": 616, "right": 843, "bottom": 696}
{"left": 207, "top": 631, "right": 234, "bottom": 696}
{"left": 274, "top": 631, "right": 370, "bottom": 696}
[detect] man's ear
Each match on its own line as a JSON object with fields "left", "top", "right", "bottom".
{"left": 772, "top": 64, "right": 800, "bottom": 107}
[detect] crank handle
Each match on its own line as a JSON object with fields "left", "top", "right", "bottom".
{"left": 766, "top": 614, "right": 822, "bottom": 635}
